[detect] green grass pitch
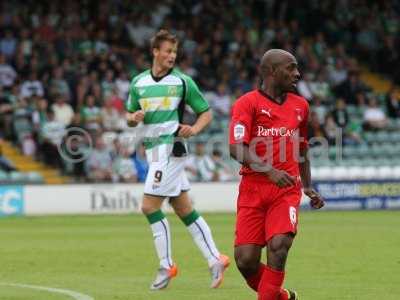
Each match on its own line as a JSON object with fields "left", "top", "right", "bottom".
{"left": 0, "top": 211, "right": 399, "bottom": 299}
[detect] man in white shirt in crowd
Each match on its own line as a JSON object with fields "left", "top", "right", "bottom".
{"left": 51, "top": 94, "right": 74, "bottom": 126}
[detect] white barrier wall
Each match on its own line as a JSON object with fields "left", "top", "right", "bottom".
{"left": 0, "top": 184, "right": 241, "bottom": 216}
{"left": 2, "top": 181, "right": 399, "bottom": 217}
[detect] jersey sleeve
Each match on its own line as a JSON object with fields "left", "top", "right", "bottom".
{"left": 229, "top": 96, "right": 253, "bottom": 145}
{"left": 299, "top": 101, "right": 309, "bottom": 150}
{"left": 125, "top": 83, "right": 141, "bottom": 112}
{"left": 184, "top": 76, "right": 209, "bottom": 114}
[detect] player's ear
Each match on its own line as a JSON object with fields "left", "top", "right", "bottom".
{"left": 152, "top": 47, "right": 159, "bottom": 58}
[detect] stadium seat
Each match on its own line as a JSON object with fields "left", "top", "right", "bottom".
{"left": 25, "top": 171, "right": 45, "bottom": 184}
{"left": 0, "top": 170, "right": 8, "bottom": 183}
{"left": 8, "top": 171, "right": 26, "bottom": 183}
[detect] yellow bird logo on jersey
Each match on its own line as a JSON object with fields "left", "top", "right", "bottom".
{"left": 162, "top": 97, "right": 171, "bottom": 109}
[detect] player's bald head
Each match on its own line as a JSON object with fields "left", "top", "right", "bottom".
{"left": 260, "top": 49, "right": 296, "bottom": 77}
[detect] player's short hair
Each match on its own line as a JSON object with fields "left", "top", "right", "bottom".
{"left": 150, "top": 30, "right": 178, "bottom": 52}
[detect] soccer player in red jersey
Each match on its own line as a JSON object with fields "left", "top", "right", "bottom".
{"left": 229, "top": 49, "right": 325, "bottom": 300}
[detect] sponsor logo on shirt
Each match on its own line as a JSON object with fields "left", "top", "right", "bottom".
{"left": 234, "top": 124, "right": 245, "bottom": 140}
{"left": 257, "top": 126, "right": 296, "bottom": 137}
{"left": 261, "top": 108, "right": 272, "bottom": 117}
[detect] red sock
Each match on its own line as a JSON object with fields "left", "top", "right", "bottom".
{"left": 246, "top": 263, "right": 267, "bottom": 291}
{"left": 257, "top": 266, "right": 285, "bottom": 300}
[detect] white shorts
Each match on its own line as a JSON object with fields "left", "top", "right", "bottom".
{"left": 144, "top": 156, "right": 190, "bottom": 197}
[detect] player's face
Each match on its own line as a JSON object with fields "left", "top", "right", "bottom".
{"left": 153, "top": 41, "right": 178, "bottom": 70}
{"left": 276, "top": 57, "right": 300, "bottom": 92}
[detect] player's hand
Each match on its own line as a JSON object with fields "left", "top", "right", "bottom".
{"left": 178, "top": 124, "right": 197, "bottom": 138}
{"left": 304, "top": 187, "right": 325, "bottom": 209}
{"left": 265, "top": 168, "right": 296, "bottom": 188}
{"left": 126, "top": 110, "right": 145, "bottom": 123}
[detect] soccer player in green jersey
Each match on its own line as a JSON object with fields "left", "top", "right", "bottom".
{"left": 125, "top": 30, "right": 230, "bottom": 290}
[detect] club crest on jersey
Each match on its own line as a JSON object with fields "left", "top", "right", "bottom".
{"left": 168, "top": 86, "right": 178, "bottom": 96}
{"left": 289, "top": 206, "right": 297, "bottom": 226}
{"left": 234, "top": 124, "right": 245, "bottom": 140}
{"left": 295, "top": 109, "right": 302, "bottom": 121}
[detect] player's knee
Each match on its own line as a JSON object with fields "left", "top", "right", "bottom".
{"left": 141, "top": 202, "right": 157, "bottom": 215}
{"left": 268, "top": 235, "right": 293, "bottom": 261}
{"left": 234, "top": 249, "right": 259, "bottom": 274}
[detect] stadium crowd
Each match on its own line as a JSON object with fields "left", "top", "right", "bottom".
{"left": 0, "top": 0, "right": 399, "bottom": 183}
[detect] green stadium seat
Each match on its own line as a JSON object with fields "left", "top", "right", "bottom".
{"left": 376, "top": 131, "right": 390, "bottom": 143}
{"left": 8, "top": 171, "right": 26, "bottom": 183}
{"left": 25, "top": 172, "right": 44, "bottom": 184}
{"left": 0, "top": 170, "right": 8, "bottom": 183}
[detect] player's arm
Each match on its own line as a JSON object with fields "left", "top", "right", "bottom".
{"left": 125, "top": 85, "right": 144, "bottom": 127}
{"left": 178, "top": 77, "right": 212, "bottom": 138}
{"left": 229, "top": 143, "right": 295, "bottom": 187}
{"left": 229, "top": 98, "right": 295, "bottom": 187}
{"left": 298, "top": 104, "right": 325, "bottom": 209}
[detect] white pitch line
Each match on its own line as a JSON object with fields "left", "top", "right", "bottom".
{"left": 0, "top": 282, "right": 94, "bottom": 300}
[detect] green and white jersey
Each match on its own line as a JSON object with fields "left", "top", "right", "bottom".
{"left": 126, "top": 68, "right": 209, "bottom": 158}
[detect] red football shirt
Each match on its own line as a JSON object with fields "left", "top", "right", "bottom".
{"left": 229, "top": 89, "right": 309, "bottom": 178}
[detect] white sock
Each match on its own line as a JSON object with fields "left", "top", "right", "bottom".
{"left": 150, "top": 218, "right": 173, "bottom": 269}
{"left": 187, "top": 216, "right": 220, "bottom": 267}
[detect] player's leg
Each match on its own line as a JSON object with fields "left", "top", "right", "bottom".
{"left": 170, "top": 190, "right": 230, "bottom": 288}
{"left": 234, "top": 178, "right": 268, "bottom": 292}
{"left": 234, "top": 244, "right": 265, "bottom": 291}
{"left": 258, "top": 188, "right": 301, "bottom": 300}
{"left": 142, "top": 160, "right": 177, "bottom": 290}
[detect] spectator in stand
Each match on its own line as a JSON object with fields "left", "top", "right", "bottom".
{"left": 101, "top": 98, "right": 121, "bottom": 131}
{"left": 101, "top": 69, "right": 116, "bottom": 99}
{"left": 32, "top": 98, "right": 48, "bottom": 132}
{"left": 297, "top": 72, "right": 313, "bottom": 101}
{"left": 40, "top": 110, "right": 65, "bottom": 171}
{"left": 385, "top": 88, "right": 400, "bottom": 118}
{"left": 51, "top": 94, "right": 74, "bottom": 126}
{"left": 328, "top": 59, "right": 348, "bottom": 87}
{"left": 363, "top": 97, "right": 389, "bottom": 130}
{"left": 81, "top": 94, "right": 102, "bottom": 131}
{"left": 86, "top": 136, "right": 113, "bottom": 182}
{"left": 0, "top": 29, "right": 17, "bottom": 59}
{"left": 324, "top": 114, "right": 340, "bottom": 145}
{"left": 0, "top": 85, "right": 14, "bottom": 139}
{"left": 185, "top": 141, "right": 218, "bottom": 182}
{"left": 331, "top": 98, "right": 349, "bottom": 128}
{"left": 208, "top": 83, "right": 231, "bottom": 118}
{"left": 112, "top": 147, "right": 137, "bottom": 183}
{"left": 309, "top": 71, "right": 331, "bottom": 101}
{"left": 20, "top": 71, "right": 44, "bottom": 99}
{"left": 334, "top": 71, "right": 369, "bottom": 105}
{"left": 312, "top": 97, "right": 327, "bottom": 125}
{"left": 308, "top": 111, "right": 327, "bottom": 142}
{"left": 49, "top": 67, "right": 71, "bottom": 101}
{"left": 211, "top": 149, "right": 237, "bottom": 182}
{"left": 115, "top": 71, "right": 130, "bottom": 100}
{"left": 0, "top": 54, "right": 17, "bottom": 89}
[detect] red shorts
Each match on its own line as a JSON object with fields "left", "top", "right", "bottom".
{"left": 234, "top": 174, "right": 302, "bottom": 247}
